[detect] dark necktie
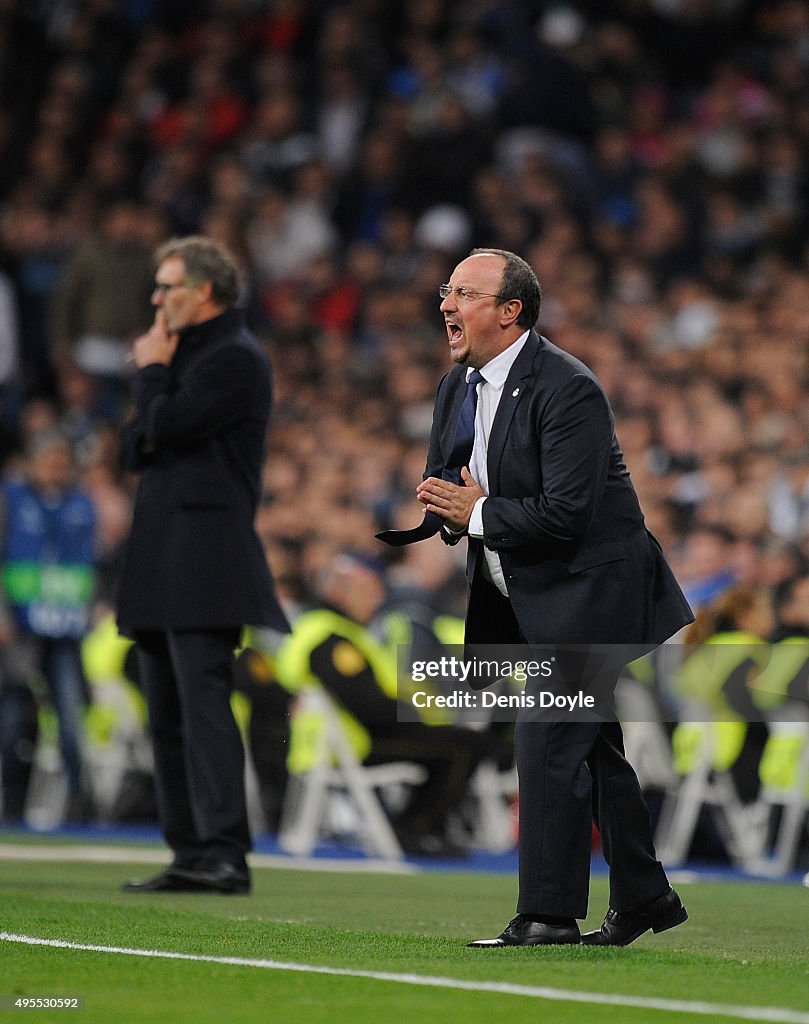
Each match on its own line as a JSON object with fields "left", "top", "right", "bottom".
{"left": 376, "top": 370, "right": 484, "bottom": 546}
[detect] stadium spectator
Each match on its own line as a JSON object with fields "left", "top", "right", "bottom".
{"left": 50, "top": 200, "right": 155, "bottom": 414}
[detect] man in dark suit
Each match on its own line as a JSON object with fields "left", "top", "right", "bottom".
{"left": 388, "top": 248, "right": 693, "bottom": 945}
{"left": 116, "top": 236, "right": 289, "bottom": 894}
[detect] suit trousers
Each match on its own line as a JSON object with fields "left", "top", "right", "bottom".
{"left": 473, "top": 581, "right": 668, "bottom": 919}
{"left": 135, "top": 628, "right": 250, "bottom": 869}
{"left": 515, "top": 713, "right": 668, "bottom": 919}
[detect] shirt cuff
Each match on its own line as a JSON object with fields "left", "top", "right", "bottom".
{"left": 468, "top": 496, "right": 486, "bottom": 538}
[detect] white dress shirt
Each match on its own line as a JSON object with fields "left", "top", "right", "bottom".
{"left": 453, "top": 330, "right": 530, "bottom": 596}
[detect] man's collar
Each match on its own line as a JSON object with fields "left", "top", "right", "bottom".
{"left": 179, "top": 306, "right": 242, "bottom": 343}
{"left": 467, "top": 330, "right": 530, "bottom": 390}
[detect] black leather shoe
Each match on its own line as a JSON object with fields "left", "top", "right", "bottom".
{"left": 581, "top": 886, "right": 687, "bottom": 946}
{"left": 171, "top": 861, "right": 251, "bottom": 894}
{"left": 467, "top": 915, "right": 581, "bottom": 948}
{"left": 121, "top": 867, "right": 205, "bottom": 893}
{"left": 122, "top": 862, "right": 251, "bottom": 894}
{"left": 395, "top": 829, "right": 467, "bottom": 860}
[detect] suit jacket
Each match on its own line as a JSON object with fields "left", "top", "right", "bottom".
{"left": 424, "top": 331, "right": 693, "bottom": 647}
{"left": 116, "top": 308, "right": 289, "bottom": 635}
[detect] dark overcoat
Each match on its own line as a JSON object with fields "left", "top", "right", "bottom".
{"left": 116, "top": 308, "right": 289, "bottom": 635}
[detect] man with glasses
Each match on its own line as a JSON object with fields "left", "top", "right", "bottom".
{"left": 379, "top": 248, "right": 693, "bottom": 946}
{"left": 117, "top": 236, "right": 289, "bottom": 894}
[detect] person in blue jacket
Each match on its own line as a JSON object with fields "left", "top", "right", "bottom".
{"left": 0, "top": 428, "right": 97, "bottom": 821}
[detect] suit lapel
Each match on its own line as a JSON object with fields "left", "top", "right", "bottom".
{"left": 486, "top": 331, "right": 543, "bottom": 496}
{"left": 440, "top": 368, "right": 469, "bottom": 458}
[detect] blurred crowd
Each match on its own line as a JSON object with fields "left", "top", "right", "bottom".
{"left": 2, "top": 0, "right": 809, "bottom": 842}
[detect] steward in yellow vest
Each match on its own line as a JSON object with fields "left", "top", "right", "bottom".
{"left": 275, "top": 552, "right": 494, "bottom": 857}
{"left": 673, "top": 585, "right": 772, "bottom": 804}
{"left": 751, "top": 575, "right": 809, "bottom": 794}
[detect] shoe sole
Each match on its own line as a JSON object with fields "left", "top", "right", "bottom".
{"left": 123, "top": 874, "right": 250, "bottom": 895}
{"left": 170, "top": 868, "right": 251, "bottom": 895}
{"left": 125, "top": 883, "right": 251, "bottom": 894}
{"left": 468, "top": 934, "right": 581, "bottom": 948}
{"left": 171, "top": 879, "right": 251, "bottom": 895}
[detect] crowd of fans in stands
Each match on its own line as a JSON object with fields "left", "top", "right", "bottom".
{"left": 2, "top": 1, "right": 809, "bottom": 816}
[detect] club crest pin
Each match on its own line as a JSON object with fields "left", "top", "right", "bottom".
{"left": 512, "top": 388, "right": 520, "bottom": 397}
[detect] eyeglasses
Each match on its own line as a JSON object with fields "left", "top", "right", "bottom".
{"left": 439, "top": 284, "right": 503, "bottom": 302}
{"left": 153, "top": 281, "right": 190, "bottom": 294}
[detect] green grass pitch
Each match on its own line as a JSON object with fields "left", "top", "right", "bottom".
{"left": 2, "top": 842, "right": 809, "bottom": 1024}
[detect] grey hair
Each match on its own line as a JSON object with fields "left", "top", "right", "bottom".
{"left": 155, "top": 235, "right": 240, "bottom": 307}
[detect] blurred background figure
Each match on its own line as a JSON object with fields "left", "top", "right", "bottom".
{"left": 50, "top": 200, "right": 155, "bottom": 418}
{"left": 675, "top": 585, "right": 773, "bottom": 808}
{"left": 269, "top": 550, "right": 501, "bottom": 857}
{"left": 0, "top": 428, "right": 97, "bottom": 823}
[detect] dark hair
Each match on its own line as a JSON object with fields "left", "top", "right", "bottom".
{"left": 155, "top": 235, "right": 240, "bottom": 308}
{"left": 686, "top": 584, "right": 760, "bottom": 645}
{"left": 469, "top": 247, "right": 542, "bottom": 328}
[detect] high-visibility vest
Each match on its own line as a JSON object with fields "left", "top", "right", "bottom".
{"left": 275, "top": 609, "right": 393, "bottom": 772}
{"left": 672, "top": 631, "right": 765, "bottom": 774}
{"left": 752, "top": 637, "right": 809, "bottom": 792}
{"left": 377, "top": 608, "right": 463, "bottom": 725}
{"left": 752, "top": 637, "right": 809, "bottom": 709}
{"left": 80, "top": 613, "right": 145, "bottom": 748}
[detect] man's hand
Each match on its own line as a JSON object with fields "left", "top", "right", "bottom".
{"left": 130, "top": 310, "right": 179, "bottom": 369}
{"left": 416, "top": 466, "right": 484, "bottom": 531}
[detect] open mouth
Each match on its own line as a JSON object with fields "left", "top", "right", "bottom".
{"left": 446, "top": 321, "right": 464, "bottom": 344}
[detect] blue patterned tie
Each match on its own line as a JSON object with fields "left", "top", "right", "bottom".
{"left": 377, "top": 370, "right": 483, "bottom": 545}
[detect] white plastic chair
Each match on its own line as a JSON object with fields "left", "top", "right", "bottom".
{"left": 278, "top": 688, "right": 426, "bottom": 859}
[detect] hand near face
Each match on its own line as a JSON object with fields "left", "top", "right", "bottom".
{"left": 131, "top": 310, "right": 180, "bottom": 369}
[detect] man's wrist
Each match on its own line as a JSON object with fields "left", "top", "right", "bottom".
{"left": 468, "top": 496, "right": 486, "bottom": 538}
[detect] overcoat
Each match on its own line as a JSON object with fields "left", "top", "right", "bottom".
{"left": 116, "top": 308, "right": 289, "bottom": 635}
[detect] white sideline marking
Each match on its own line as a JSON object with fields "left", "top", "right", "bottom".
{"left": 0, "top": 843, "right": 417, "bottom": 874}
{"left": 2, "top": 932, "right": 808, "bottom": 1023}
